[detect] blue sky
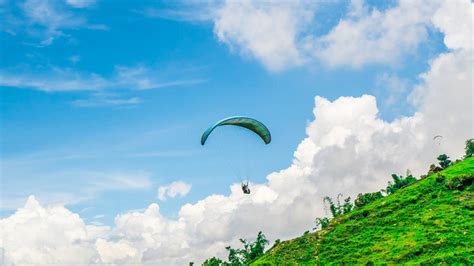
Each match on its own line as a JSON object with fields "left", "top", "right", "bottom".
{"left": 0, "top": 0, "right": 452, "bottom": 225}
{"left": 1, "top": 0, "right": 472, "bottom": 264}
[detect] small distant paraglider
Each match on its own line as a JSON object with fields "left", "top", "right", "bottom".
{"left": 433, "top": 135, "right": 443, "bottom": 145}
{"left": 201, "top": 116, "right": 271, "bottom": 194}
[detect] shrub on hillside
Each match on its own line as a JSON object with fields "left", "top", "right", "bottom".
{"left": 427, "top": 164, "right": 443, "bottom": 176}
{"left": 323, "top": 194, "right": 353, "bottom": 218}
{"left": 272, "top": 239, "right": 281, "bottom": 248}
{"left": 446, "top": 173, "right": 474, "bottom": 191}
{"left": 202, "top": 257, "right": 224, "bottom": 266}
{"left": 314, "top": 217, "right": 330, "bottom": 230}
{"left": 202, "top": 231, "right": 269, "bottom": 266}
{"left": 385, "top": 173, "right": 417, "bottom": 195}
{"left": 313, "top": 194, "right": 353, "bottom": 231}
{"left": 465, "top": 138, "right": 474, "bottom": 158}
{"left": 342, "top": 196, "right": 353, "bottom": 214}
{"left": 437, "top": 154, "right": 452, "bottom": 169}
{"left": 238, "top": 231, "right": 268, "bottom": 263}
{"left": 354, "top": 191, "right": 384, "bottom": 208}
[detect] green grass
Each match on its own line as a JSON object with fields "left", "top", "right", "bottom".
{"left": 252, "top": 232, "right": 319, "bottom": 265}
{"left": 252, "top": 157, "right": 474, "bottom": 265}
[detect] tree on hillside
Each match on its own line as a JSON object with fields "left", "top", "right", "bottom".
{"left": 323, "top": 196, "right": 337, "bottom": 218}
{"left": 237, "top": 231, "right": 269, "bottom": 263}
{"left": 384, "top": 173, "right": 417, "bottom": 195}
{"left": 203, "top": 231, "right": 269, "bottom": 265}
{"left": 314, "top": 217, "right": 330, "bottom": 230}
{"left": 465, "top": 138, "right": 474, "bottom": 158}
{"left": 427, "top": 164, "right": 443, "bottom": 176}
{"left": 323, "top": 194, "right": 353, "bottom": 218}
{"left": 225, "top": 245, "right": 241, "bottom": 265}
{"left": 314, "top": 194, "right": 352, "bottom": 231}
{"left": 354, "top": 191, "right": 384, "bottom": 208}
{"left": 202, "top": 257, "right": 224, "bottom": 266}
{"left": 342, "top": 196, "right": 353, "bottom": 214}
{"left": 437, "top": 154, "right": 452, "bottom": 169}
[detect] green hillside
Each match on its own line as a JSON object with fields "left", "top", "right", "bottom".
{"left": 253, "top": 157, "right": 474, "bottom": 265}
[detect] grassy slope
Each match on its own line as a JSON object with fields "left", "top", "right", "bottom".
{"left": 253, "top": 157, "right": 474, "bottom": 265}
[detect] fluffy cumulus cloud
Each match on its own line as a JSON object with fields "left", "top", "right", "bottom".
{"left": 212, "top": 0, "right": 452, "bottom": 70}
{"left": 1, "top": 0, "right": 472, "bottom": 265}
{"left": 158, "top": 181, "right": 192, "bottom": 201}
{"left": 0, "top": 170, "right": 153, "bottom": 212}
{"left": 213, "top": 0, "right": 316, "bottom": 71}
{"left": 313, "top": 0, "right": 441, "bottom": 67}
{"left": 0, "top": 196, "right": 108, "bottom": 264}
{"left": 431, "top": 0, "right": 473, "bottom": 51}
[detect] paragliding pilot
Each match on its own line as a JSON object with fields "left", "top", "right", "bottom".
{"left": 201, "top": 116, "right": 271, "bottom": 196}
{"left": 241, "top": 181, "right": 251, "bottom": 194}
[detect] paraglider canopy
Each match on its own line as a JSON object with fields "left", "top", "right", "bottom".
{"left": 200, "top": 116, "right": 271, "bottom": 195}
{"left": 201, "top": 116, "right": 271, "bottom": 146}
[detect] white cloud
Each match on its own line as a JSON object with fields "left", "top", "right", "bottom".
{"left": 0, "top": 63, "right": 207, "bottom": 107}
{"left": 313, "top": 0, "right": 441, "bottom": 67}
{"left": 22, "top": 0, "right": 85, "bottom": 29}
{"left": 69, "top": 55, "right": 81, "bottom": 63}
{"left": 144, "top": 0, "right": 445, "bottom": 71}
{"left": 0, "top": 196, "right": 107, "bottom": 265}
{"left": 158, "top": 181, "right": 192, "bottom": 201}
{"left": 1, "top": 0, "right": 472, "bottom": 265}
{"left": 431, "top": 0, "right": 473, "bottom": 51}
{"left": 0, "top": 67, "right": 106, "bottom": 92}
{"left": 375, "top": 73, "right": 408, "bottom": 107}
{"left": 21, "top": 0, "right": 87, "bottom": 45}
{"left": 0, "top": 171, "right": 152, "bottom": 211}
{"left": 0, "top": 0, "right": 102, "bottom": 45}
{"left": 141, "top": 6, "right": 215, "bottom": 23}
{"left": 71, "top": 95, "right": 142, "bottom": 108}
{"left": 93, "top": 214, "right": 105, "bottom": 219}
{"left": 114, "top": 65, "right": 206, "bottom": 91}
{"left": 90, "top": 19, "right": 472, "bottom": 259}
{"left": 211, "top": 0, "right": 461, "bottom": 70}
{"left": 213, "top": 0, "right": 315, "bottom": 72}
{"left": 96, "top": 239, "right": 138, "bottom": 264}
{"left": 87, "top": 171, "right": 152, "bottom": 190}
{"left": 0, "top": 191, "right": 85, "bottom": 212}
{"left": 0, "top": 65, "right": 206, "bottom": 94}
{"left": 66, "top": 0, "right": 95, "bottom": 8}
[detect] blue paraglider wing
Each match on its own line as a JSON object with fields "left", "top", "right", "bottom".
{"left": 201, "top": 116, "right": 271, "bottom": 145}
